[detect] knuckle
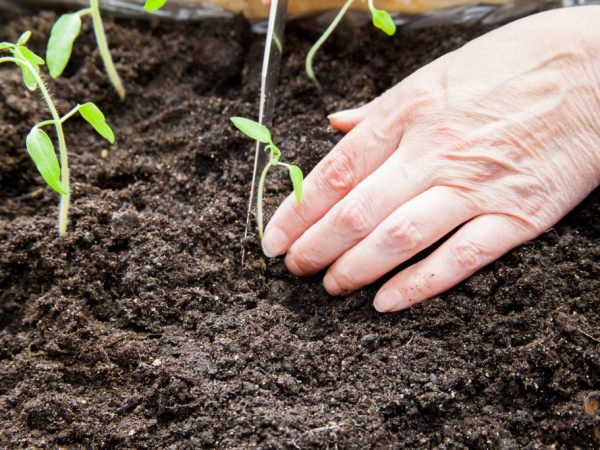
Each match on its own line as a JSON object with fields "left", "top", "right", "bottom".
{"left": 505, "top": 177, "right": 553, "bottom": 224}
{"left": 450, "top": 240, "right": 486, "bottom": 272}
{"left": 291, "top": 249, "right": 320, "bottom": 273}
{"left": 336, "top": 195, "right": 372, "bottom": 237}
{"left": 288, "top": 194, "right": 312, "bottom": 229}
{"left": 321, "top": 152, "right": 355, "bottom": 193}
{"left": 329, "top": 267, "right": 358, "bottom": 294}
{"left": 382, "top": 213, "right": 422, "bottom": 251}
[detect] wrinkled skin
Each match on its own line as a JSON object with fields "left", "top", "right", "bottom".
{"left": 261, "top": 6, "right": 600, "bottom": 312}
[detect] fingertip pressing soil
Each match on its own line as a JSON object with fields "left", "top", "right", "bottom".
{"left": 0, "top": 8, "right": 598, "bottom": 449}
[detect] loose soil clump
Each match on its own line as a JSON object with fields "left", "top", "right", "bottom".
{"left": 1, "top": 8, "right": 598, "bottom": 448}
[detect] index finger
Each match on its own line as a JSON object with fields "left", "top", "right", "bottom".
{"left": 261, "top": 110, "right": 403, "bottom": 257}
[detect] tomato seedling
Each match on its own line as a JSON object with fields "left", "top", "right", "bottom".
{"left": 46, "top": 0, "right": 168, "bottom": 99}
{"left": 1, "top": 32, "right": 115, "bottom": 237}
{"left": 231, "top": 117, "right": 303, "bottom": 239}
{"left": 306, "top": 0, "right": 396, "bottom": 89}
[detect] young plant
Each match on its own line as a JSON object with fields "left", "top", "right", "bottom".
{"left": 1, "top": 32, "right": 115, "bottom": 237}
{"left": 231, "top": 117, "right": 303, "bottom": 239}
{"left": 46, "top": 0, "right": 168, "bottom": 100}
{"left": 143, "top": 0, "right": 169, "bottom": 11}
{"left": 306, "top": 0, "right": 396, "bottom": 89}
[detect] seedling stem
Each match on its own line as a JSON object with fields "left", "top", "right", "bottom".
{"left": 46, "top": 1, "right": 167, "bottom": 99}
{"left": 90, "top": 0, "right": 125, "bottom": 99}
{"left": 306, "top": 0, "right": 396, "bottom": 88}
{"left": 305, "top": 0, "right": 354, "bottom": 90}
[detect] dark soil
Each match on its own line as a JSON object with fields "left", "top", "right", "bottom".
{"left": 1, "top": 7, "right": 598, "bottom": 449}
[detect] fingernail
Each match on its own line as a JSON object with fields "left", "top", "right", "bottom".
{"left": 262, "top": 227, "right": 289, "bottom": 258}
{"left": 327, "top": 109, "right": 358, "bottom": 122}
{"left": 374, "top": 288, "right": 402, "bottom": 313}
{"left": 323, "top": 273, "right": 341, "bottom": 296}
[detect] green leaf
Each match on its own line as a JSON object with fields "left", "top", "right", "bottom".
{"left": 288, "top": 165, "right": 303, "bottom": 203}
{"left": 231, "top": 117, "right": 271, "bottom": 144}
{"left": 0, "top": 42, "right": 12, "bottom": 51}
{"left": 47, "top": 13, "right": 82, "bottom": 79}
{"left": 15, "top": 61, "right": 38, "bottom": 90}
{"left": 371, "top": 9, "right": 396, "bottom": 36}
{"left": 144, "top": 0, "right": 168, "bottom": 11}
{"left": 16, "top": 45, "right": 45, "bottom": 66}
{"left": 13, "top": 47, "right": 40, "bottom": 91}
{"left": 26, "top": 127, "right": 67, "bottom": 195}
{"left": 17, "top": 31, "right": 32, "bottom": 46}
{"left": 78, "top": 102, "right": 115, "bottom": 144}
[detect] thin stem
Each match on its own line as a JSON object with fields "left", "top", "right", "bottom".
{"left": 90, "top": 0, "right": 125, "bottom": 99}
{"left": 77, "top": 7, "right": 92, "bottom": 17}
{"left": 37, "top": 119, "right": 55, "bottom": 128}
{"left": 38, "top": 105, "right": 80, "bottom": 129}
{"left": 257, "top": 158, "right": 273, "bottom": 240}
{"left": 257, "top": 143, "right": 282, "bottom": 239}
{"left": 305, "top": 0, "right": 355, "bottom": 90}
{"left": 59, "top": 105, "right": 81, "bottom": 123}
{"left": 37, "top": 75, "right": 70, "bottom": 237}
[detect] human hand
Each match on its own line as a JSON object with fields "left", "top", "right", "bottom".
{"left": 262, "top": 7, "right": 600, "bottom": 312}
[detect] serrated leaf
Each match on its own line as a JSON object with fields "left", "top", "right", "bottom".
{"left": 47, "top": 13, "right": 82, "bottom": 79}
{"left": 288, "top": 165, "right": 303, "bottom": 203}
{"left": 26, "top": 127, "right": 67, "bottom": 195}
{"left": 79, "top": 102, "right": 115, "bottom": 144}
{"left": 231, "top": 117, "right": 271, "bottom": 144}
{"left": 372, "top": 10, "right": 396, "bottom": 36}
{"left": 17, "top": 31, "right": 31, "bottom": 45}
{"left": 144, "top": 0, "right": 168, "bottom": 11}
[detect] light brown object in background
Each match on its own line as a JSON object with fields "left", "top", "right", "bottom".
{"left": 210, "top": 0, "right": 511, "bottom": 18}
{"left": 584, "top": 392, "right": 600, "bottom": 415}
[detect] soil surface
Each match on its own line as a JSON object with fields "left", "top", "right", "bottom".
{"left": 1, "top": 7, "right": 599, "bottom": 449}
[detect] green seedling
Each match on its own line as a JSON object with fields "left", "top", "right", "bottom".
{"left": 143, "top": 0, "right": 169, "bottom": 11}
{"left": 306, "top": 0, "right": 396, "bottom": 89}
{"left": 46, "top": 0, "right": 168, "bottom": 99}
{"left": 231, "top": 117, "right": 303, "bottom": 239}
{"left": 1, "top": 32, "right": 115, "bottom": 237}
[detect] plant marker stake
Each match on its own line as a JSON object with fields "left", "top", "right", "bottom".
{"left": 241, "top": 0, "right": 288, "bottom": 266}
